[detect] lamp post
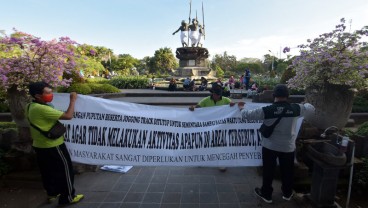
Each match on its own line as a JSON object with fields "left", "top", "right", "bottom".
{"left": 268, "top": 50, "right": 275, "bottom": 71}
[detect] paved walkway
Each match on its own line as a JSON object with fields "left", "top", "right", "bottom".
{"left": 1, "top": 166, "right": 317, "bottom": 208}
{"left": 0, "top": 89, "right": 318, "bottom": 208}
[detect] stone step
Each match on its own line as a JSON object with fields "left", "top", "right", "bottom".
{"left": 94, "top": 89, "right": 248, "bottom": 98}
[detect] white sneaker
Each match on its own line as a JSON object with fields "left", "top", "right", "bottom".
{"left": 282, "top": 192, "right": 294, "bottom": 201}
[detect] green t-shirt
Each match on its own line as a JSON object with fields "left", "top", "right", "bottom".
{"left": 27, "top": 103, "right": 64, "bottom": 148}
{"left": 198, "top": 96, "right": 232, "bottom": 107}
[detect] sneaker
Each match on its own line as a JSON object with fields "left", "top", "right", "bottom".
{"left": 71, "top": 194, "right": 84, "bottom": 204}
{"left": 58, "top": 194, "right": 84, "bottom": 206}
{"left": 47, "top": 194, "right": 60, "bottom": 203}
{"left": 254, "top": 188, "right": 272, "bottom": 203}
{"left": 282, "top": 192, "right": 294, "bottom": 201}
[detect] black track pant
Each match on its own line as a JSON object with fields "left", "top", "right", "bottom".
{"left": 261, "top": 147, "right": 295, "bottom": 198}
{"left": 34, "top": 143, "right": 75, "bottom": 204}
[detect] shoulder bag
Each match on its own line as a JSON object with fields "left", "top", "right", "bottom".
{"left": 259, "top": 106, "right": 288, "bottom": 138}
{"left": 27, "top": 104, "right": 66, "bottom": 140}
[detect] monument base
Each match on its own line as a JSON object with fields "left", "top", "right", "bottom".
{"left": 174, "top": 47, "right": 215, "bottom": 79}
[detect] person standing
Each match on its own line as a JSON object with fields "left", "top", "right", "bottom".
{"left": 189, "top": 82, "right": 235, "bottom": 172}
{"left": 27, "top": 81, "right": 83, "bottom": 206}
{"left": 244, "top": 68, "right": 251, "bottom": 90}
{"left": 172, "top": 20, "right": 189, "bottom": 47}
{"left": 237, "top": 84, "right": 315, "bottom": 203}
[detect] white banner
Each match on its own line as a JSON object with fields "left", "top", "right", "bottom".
{"left": 52, "top": 93, "right": 301, "bottom": 167}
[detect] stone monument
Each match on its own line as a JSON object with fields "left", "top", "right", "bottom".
{"left": 171, "top": 2, "right": 215, "bottom": 79}
{"left": 174, "top": 47, "right": 214, "bottom": 78}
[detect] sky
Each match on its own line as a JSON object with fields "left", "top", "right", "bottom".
{"left": 1, "top": 0, "right": 368, "bottom": 61}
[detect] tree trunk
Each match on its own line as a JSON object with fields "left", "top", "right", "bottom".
{"left": 305, "top": 84, "right": 355, "bottom": 130}
{"left": 7, "top": 86, "right": 33, "bottom": 153}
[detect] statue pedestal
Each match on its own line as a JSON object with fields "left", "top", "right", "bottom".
{"left": 174, "top": 47, "right": 215, "bottom": 78}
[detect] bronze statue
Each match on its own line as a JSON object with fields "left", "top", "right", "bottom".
{"left": 173, "top": 20, "right": 188, "bottom": 47}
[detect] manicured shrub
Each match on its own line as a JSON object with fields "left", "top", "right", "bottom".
{"left": 0, "top": 122, "right": 17, "bottom": 130}
{"left": 65, "top": 83, "right": 120, "bottom": 95}
{"left": 85, "top": 77, "right": 110, "bottom": 84}
{"left": 67, "top": 83, "right": 92, "bottom": 95}
{"left": 109, "top": 76, "right": 149, "bottom": 89}
{"left": 88, "top": 84, "right": 120, "bottom": 94}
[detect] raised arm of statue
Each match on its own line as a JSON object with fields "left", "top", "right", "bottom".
{"left": 173, "top": 27, "right": 181, "bottom": 35}
{"left": 173, "top": 21, "right": 188, "bottom": 34}
{"left": 173, "top": 20, "right": 188, "bottom": 47}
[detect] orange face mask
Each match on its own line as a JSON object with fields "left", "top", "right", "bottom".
{"left": 42, "top": 94, "right": 54, "bottom": 103}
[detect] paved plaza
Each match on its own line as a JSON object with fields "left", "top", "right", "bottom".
{"left": 1, "top": 89, "right": 320, "bottom": 208}
{"left": 1, "top": 166, "right": 318, "bottom": 208}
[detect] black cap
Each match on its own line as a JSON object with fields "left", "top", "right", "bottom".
{"left": 273, "top": 84, "right": 289, "bottom": 98}
{"left": 209, "top": 82, "right": 223, "bottom": 94}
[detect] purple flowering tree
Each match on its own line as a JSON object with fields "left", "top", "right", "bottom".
{"left": 0, "top": 30, "right": 77, "bottom": 146}
{"left": 283, "top": 18, "right": 368, "bottom": 129}
{"left": 284, "top": 18, "right": 368, "bottom": 90}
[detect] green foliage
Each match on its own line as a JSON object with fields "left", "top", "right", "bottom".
{"left": 289, "top": 88, "right": 305, "bottom": 95}
{"left": 215, "top": 66, "right": 224, "bottom": 78}
{"left": 88, "top": 84, "right": 120, "bottom": 94}
{"left": 85, "top": 77, "right": 110, "bottom": 84}
{"left": 284, "top": 18, "right": 368, "bottom": 90}
{"left": 66, "top": 83, "right": 120, "bottom": 94}
{"left": 280, "top": 67, "right": 296, "bottom": 84}
{"left": 116, "top": 54, "right": 139, "bottom": 72}
{"left": 354, "top": 158, "right": 368, "bottom": 190}
{"left": 76, "top": 44, "right": 112, "bottom": 62}
{"left": 66, "top": 83, "right": 92, "bottom": 94}
{"left": 0, "top": 122, "right": 17, "bottom": 130}
{"left": 148, "top": 48, "right": 178, "bottom": 74}
{"left": 0, "top": 148, "right": 11, "bottom": 176}
{"left": 75, "top": 55, "right": 105, "bottom": 77}
{"left": 211, "top": 51, "right": 237, "bottom": 73}
{"left": 0, "top": 88, "right": 9, "bottom": 112}
{"left": 355, "top": 121, "right": 368, "bottom": 137}
{"left": 109, "top": 76, "right": 149, "bottom": 89}
{"left": 352, "top": 96, "right": 368, "bottom": 113}
{"left": 63, "top": 69, "right": 85, "bottom": 84}
{"left": 234, "top": 62, "right": 264, "bottom": 75}
{"left": 0, "top": 102, "right": 9, "bottom": 113}
{"left": 252, "top": 75, "right": 280, "bottom": 90}
{"left": 276, "top": 62, "right": 289, "bottom": 76}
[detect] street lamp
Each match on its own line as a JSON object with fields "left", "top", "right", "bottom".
{"left": 268, "top": 50, "right": 275, "bottom": 71}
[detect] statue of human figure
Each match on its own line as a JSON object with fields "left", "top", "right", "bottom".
{"left": 197, "top": 24, "right": 205, "bottom": 47}
{"left": 172, "top": 20, "right": 188, "bottom": 47}
{"left": 188, "top": 18, "right": 199, "bottom": 47}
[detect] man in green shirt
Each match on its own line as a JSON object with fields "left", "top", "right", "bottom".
{"left": 189, "top": 82, "right": 235, "bottom": 171}
{"left": 27, "top": 81, "right": 83, "bottom": 206}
